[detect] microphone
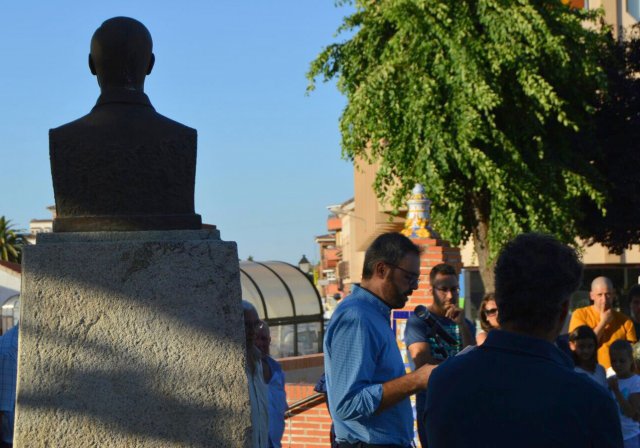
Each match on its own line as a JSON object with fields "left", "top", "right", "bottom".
{"left": 413, "top": 305, "right": 459, "bottom": 347}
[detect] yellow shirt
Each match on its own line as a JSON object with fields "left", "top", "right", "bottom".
{"left": 569, "top": 306, "right": 637, "bottom": 369}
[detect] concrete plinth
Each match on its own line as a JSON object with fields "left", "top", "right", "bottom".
{"left": 15, "top": 230, "right": 251, "bottom": 447}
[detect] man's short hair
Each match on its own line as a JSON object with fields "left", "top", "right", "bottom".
{"left": 361, "top": 233, "right": 420, "bottom": 279}
{"left": 494, "top": 233, "right": 582, "bottom": 334}
{"left": 429, "top": 263, "right": 457, "bottom": 283}
{"left": 629, "top": 285, "right": 640, "bottom": 301}
{"left": 610, "top": 339, "right": 633, "bottom": 357}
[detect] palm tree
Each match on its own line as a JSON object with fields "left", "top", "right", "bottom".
{"left": 0, "top": 216, "right": 24, "bottom": 263}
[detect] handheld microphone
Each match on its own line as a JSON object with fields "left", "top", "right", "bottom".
{"left": 413, "top": 305, "right": 459, "bottom": 347}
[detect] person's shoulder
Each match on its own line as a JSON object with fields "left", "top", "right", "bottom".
{"left": 404, "top": 313, "right": 430, "bottom": 345}
{"left": 564, "top": 365, "right": 613, "bottom": 402}
{"left": 612, "top": 309, "right": 634, "bottom": 324}
{"left": 572, "top": 306, "right": 591, "bottom": 317}
{"left": 50, "top": 112, "right": 95, "bottom": 135}
{"left": 623, "top": 373, "right": 640, "bottom": 389}
{"left": 327, "top": 297, "right": 371, "bottom": 329}
{"left": 431, "top": 346, "right": 483, "bottom": 376}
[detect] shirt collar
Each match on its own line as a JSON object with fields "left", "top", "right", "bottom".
{"left": 483, "top": 329, "right": 573, "bottom": 368}
{"left": 94, "top": 90, "right": 154, "bottom": 109}
{"left": 352, "top": 284, "right": 392, "bottom": 320}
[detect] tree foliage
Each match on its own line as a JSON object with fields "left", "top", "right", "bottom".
{"left": 308, "top": 0, "right": 609, "bottom": 288}
{"left": 576, "top": 25, "right": 640, "bottom": 253}
{"left": 0, "top": 217, "right": 24, "bottom": 263}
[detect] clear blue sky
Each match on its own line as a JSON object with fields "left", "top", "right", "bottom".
{"left": 0, "top": 1, "right": 355, "bottom": 265}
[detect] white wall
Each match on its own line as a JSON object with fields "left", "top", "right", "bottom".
{"left": 0, "top": 268, "right": 20, "bottom": 304}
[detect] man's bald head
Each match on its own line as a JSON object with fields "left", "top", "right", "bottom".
{"left": 591, "top": 276, "right": 613, "bottom": 291}
{"left": 590, "top": 276, "right": 615, "bottom": 312}
{"left": 89, "top": 17, "right": 155, "bottom": 91}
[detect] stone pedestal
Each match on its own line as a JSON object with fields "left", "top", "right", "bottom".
{"left": 14, "top": 230, "right": 251, "bottom": 447}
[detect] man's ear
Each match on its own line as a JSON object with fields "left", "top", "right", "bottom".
{"left": 374, "top": 261, "right": 388, "bottom": 279}
{"left": 146, "top": 53, "right": 155, "bottom": 75}
{"left": 89, "top": 54, "right": 96, "bottom": 75}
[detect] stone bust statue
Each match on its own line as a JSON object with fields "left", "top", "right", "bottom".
{"left": 50, "top": 17, "right": 201, "bottom": 232}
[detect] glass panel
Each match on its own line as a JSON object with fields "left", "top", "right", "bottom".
{"left": 270, "top": 324, "right": 295, "bottom": 358}
{"left": 297, "top": 322, "right": 321, "bottom": 355}
{"left": 264, "top": 262, "right": 322, "bottom": 317}
{"left": 240, "top": 271, "right": 266, "bottom": 319}
{"left": 628, "top": 0, "right": 640, "bottom": 21}
{"left": 240, "top": 262, "right": 294, "bottom": 319}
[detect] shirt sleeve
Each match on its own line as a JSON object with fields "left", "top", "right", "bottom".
{"left": 326, "top": 308, "right": 385, "bottom": 421}
{"left": 568, "top": 308, "right": 587, "bottom": 333}
{"left": 0, "top": 345, "right": 16, "bottom": 412}
{"left": 404, "top": 314, "right": 433, "bottom": 348}
{"left": 625, "top": 319, "right": 638, "bottom": 343}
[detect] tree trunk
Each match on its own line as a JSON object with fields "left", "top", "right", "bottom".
{"left": 472, "top": 223, "right": 495, "bottom": 294}
{"left": 471, "top": 196, "right": 495, "bottom": 293}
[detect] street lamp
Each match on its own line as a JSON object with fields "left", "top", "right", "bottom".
{"left": 298, "top": 255, "right": 311, "bottom": 275}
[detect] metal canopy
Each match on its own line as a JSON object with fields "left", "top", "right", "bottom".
{"left": 240, "top": 261, "right": 323, "bottom": 358}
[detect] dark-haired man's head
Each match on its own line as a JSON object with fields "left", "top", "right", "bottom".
{"left": 89, "top": 17, "right": 155, "bottom": 92}
{"left": 494, "top": 233, "right": 582, "bottom": 341}
{"left": 360, "top": 232, "right": 421, "bottom": 309}
{"left": 429, "top": 263, "right": 459, "bottom": 316}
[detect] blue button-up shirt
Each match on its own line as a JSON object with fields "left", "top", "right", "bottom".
{"left": 0, "top": 324, "right": 18, "bottom": 444}
{"left": 324, "top": 285, "right": 413, "bottom": 445}
{"left": 265, "top": 356, "right": 287, "bottom": 448}
{"left": 425, "top": 329, "right": 623, "bottom": 448}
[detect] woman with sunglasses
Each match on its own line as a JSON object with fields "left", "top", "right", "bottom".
{"left": 476, "top": 293, "right": 500, "bottom": 345}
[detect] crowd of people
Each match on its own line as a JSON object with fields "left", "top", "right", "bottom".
{"left": 323, "top": 231, "right": 640, "bottom": 448}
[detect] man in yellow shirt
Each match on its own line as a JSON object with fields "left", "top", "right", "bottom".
{"left": 569, "top": 276, "right": 637, "bottom": 370}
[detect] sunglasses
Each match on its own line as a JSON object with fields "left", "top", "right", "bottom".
{"left": 485, "top": 308, "right": 498, "bottom": 317}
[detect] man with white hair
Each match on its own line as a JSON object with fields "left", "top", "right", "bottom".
{"left": 243, "top": 301, "right": 268, "bottom": 448}
{"left": 255, "top": 321, "right": 287, "bottom": 448}
{"left": 570, "top": 276, "right": 637, "bottom": 370}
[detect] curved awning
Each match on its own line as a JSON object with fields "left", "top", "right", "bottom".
{"left": 240, "top": 261, "right": 323, "bottom": 357}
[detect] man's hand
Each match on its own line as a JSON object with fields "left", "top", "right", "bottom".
{"left": 414, "top": 363, "right": 436, "bottom": 389}
{"left": 445, "top": 306, "right": 464, "bottom": 325}
{"left": 599, "top": 309, "right": 614, "bottom": 327}
{"left": 377, "top": 364, "right": 438, "bottom": 413}
{"left": 608, "top": 377, "right": 619, "bottom": 392}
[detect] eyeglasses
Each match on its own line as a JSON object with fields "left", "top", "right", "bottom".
{"left": 244, "top": 321, "right": 261, "bottom": 330}
{"left": 433, "top": 286, "right": 460, "bottom": 294}
{"left": 387, "top": 263, "right": 420, "bottom": 284}
{"left": 485, "top": 308, "right": 498, "bottom": 317}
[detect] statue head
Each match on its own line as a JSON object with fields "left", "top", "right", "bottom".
{"left": 89, "top": 17, "right": 155, "bottom": 92}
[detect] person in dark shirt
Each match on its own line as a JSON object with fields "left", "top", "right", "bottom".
{"left": 425, "top": 233, "right": 623, "bottom": 448}
{"left": 403, "top": 263, "right": 475, "bottom": 446}
{"left": 629, "top": 285, "right": 640, "bottom": 340}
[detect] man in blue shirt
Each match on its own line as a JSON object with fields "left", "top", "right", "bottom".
{"left": 0, "top": 324, "right": 18, "bottom": 448}
{"left": 324, "top": 232, "right": 435, "bottom": 448}
{"left": 425, "top": 233, "right": 623, "bottom": 448}
{"left": 404, "top": 263, "right": 475, "bottom": 446}
{"left": 255, "top": 321, "right": 288, "bottom": 448}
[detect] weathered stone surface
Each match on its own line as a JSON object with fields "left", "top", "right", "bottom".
{"left": 15, "top": 231, "right": 251, "bottom": 447}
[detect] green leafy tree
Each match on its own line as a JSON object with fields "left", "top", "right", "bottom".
{"left": 0, "top": 216, "right": 24, "bottom": 263}
{"left": 308, "top": 0, "right": 609, "bottom": 290}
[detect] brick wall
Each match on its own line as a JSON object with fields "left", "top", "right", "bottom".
{"left": 279, "top": 354, "right": 332, "bottom": 447}
{"left": 401, "top": 237, "right": 462, "bottom": 311}
{"left": 282, "top": 383, "right": 332, "bottom": 447}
